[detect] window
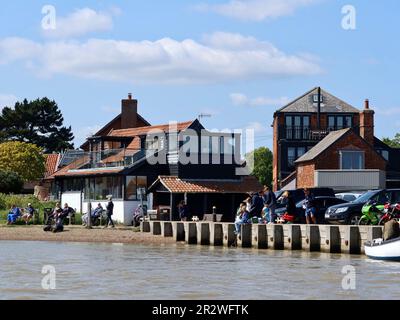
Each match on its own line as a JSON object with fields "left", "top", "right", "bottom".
{"left": 328, "top": 115, "right": 353, "bottom": 130}
{"left": 126, "top": 176, "right": 137, "bottom": 200}
{"left": 137, "top": 176, "right": 148, "bottom": 200}
{"left": 285, "top": 115, "right": 311, "bottom": 140}
{"left": 288, "top": 148, "right": 296, "bottom": 167}
{"left": 63, "top": 179, "right": 83, "bottom": 192}
{"left": 328, "top": 116, "right": 335, "bottom": 129}
{"left": 337, "top": 117, "right": 343, "bottom": 129}
{"left": 287, "top": 147, "right": 308, "bottom": 168}
{"left": 84, "top": 177, "right": 123, "bottom": 201}
{"left": 313, "top": 94, "right": 324, "bottom": 103}
{"left": 340, "top": 151, "right": 365, "bottom": 169}
{"left": 377, "top": 149, "right": 389, "bottom": 161}
{"left": 391, "top": 191, "right": 400, "bottom": 203}
{"left": 125, "top": 176, "right": 148, "bottom": 201}
{"left": 297, "top": 147, "right": 306, "bottom": 158}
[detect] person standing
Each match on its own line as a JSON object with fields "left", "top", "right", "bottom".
{"left": 249, "top": 191, "right": 264, "bottom": 219}
{"left": 105, "top": 196, "right": 115, "bottom": 228}
{"left": 304, "top": 188, "right": 317, "bottom": 224}
{"left": 263, "top": 186, "right": 277, "bottom": 224}
{"left": 178, "top": 201, "right": 189, "bottom": 222}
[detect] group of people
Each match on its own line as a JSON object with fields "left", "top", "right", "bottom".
{"left": 7, "top": 203, "right": 36, "bottom": 225}
{"left": 44, "top": 202, "right": 75, "bottom": 233}
{"left": 234, "top": 187, "right": 317, "bottom": 235}
{"left": 81, "top": 196, "right": 115, "bottom": 228}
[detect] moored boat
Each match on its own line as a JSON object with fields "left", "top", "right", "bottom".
{"left": 365, "top": 237, "right": 400, "bottom": 261}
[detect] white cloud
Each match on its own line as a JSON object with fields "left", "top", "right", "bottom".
{"left": 0, "top": 32, "right": 321, "bottom": 84}
{"left": 43, "top": 8, "right": 116, "bottom": 39}
{"left": 245, "top": 121, "right": 270, "bottom": 134}
{"left": 0, "top": 94, "right": 18, "bottom": 109}
{"left": 196, "top": 0, "right": 319, "bottom": 21}
{"left": 231, "top": 92, "right": 290, "bottom": 106}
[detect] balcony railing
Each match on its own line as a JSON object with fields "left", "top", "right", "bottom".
{"left": 63, "top": 148, "right": 152, "bottom": 171}
{"left": 279, "top": 126, "right": 359, "bottom": 141}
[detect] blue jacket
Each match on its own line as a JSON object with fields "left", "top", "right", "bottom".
{"left": 249, "top": 194, "right": 264, "bottom": 217}
{"left": 9, "top": 207, "right": 21, "bottom": 216}
{"left": 263, "top": 191, "right": 277, "bottom": 206}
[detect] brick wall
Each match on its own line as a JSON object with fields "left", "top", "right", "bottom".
{"left": 272, "top": 114, "right": 284, "bottom": 191}
{"left": 296, "top": 163, "right": 315, "bottom": 189}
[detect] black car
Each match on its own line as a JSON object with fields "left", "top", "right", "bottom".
{"left": 275, "top": 187, "right": 335, "bottom": 210}
{"left": 276, "top": 196, "right": 348, "bottom": 224}
{"left": 325, "top": 189, "right": 400, "bottom": 225}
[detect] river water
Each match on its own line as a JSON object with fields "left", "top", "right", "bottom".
{"left": 0, "top": 241, "right": 399, "bottom": 300}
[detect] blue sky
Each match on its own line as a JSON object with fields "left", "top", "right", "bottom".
{"left": 0, "top": 0, "right": 399, "bottom": 148}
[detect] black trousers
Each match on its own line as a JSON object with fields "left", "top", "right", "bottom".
{"left": 106, "top": 214, "right": 115, "bottom": 227}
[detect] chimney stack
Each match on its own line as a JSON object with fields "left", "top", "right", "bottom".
{"left": 121, "top": 93, "right": 138, "bottom": 129}
{"left": 359, "top": 98, "right": 375, "bottom": 146}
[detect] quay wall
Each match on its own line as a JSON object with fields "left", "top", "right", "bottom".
{"left": 141, "top": 221, "right": 384, "bottom": 255}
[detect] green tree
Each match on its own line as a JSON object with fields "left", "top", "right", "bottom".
{"left": 0, "top": 142, "right": 46, "bottom": 182}
{"left": 0, "top": 98, "right": 74, "bottom": 153}
{"left": 382, "top": 133, "right": 400, "bottom": 148}
{"left": 0, "top": 170, "right": 24, "bottom": 194}
{"left": 246, "top": 147, "right": 273, "bottom": 186}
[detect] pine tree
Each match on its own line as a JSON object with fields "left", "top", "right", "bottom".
{"left": 0, "top": 98, "right": 74, "bottom": 153}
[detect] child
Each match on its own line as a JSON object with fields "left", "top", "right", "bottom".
{"left": 262, "top": 203, "right": 270, "bottom": 224}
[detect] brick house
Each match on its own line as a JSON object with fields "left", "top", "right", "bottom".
{"left": 272, "top": 87, "right": 400, "bottom": 191}
{"left": 295, "top": 128, "right": 387, "bottom": 191}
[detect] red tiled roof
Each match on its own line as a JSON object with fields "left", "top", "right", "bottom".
{"left": 44, "top": 154, "right": 60, "bottom": 178}
{"left": 52, "top": 168, "right": 124, "bottom": 177}
{"left": 150, "top": 176, "right": 263, "bottom": 194}
{"left": 109, "top": 121, "right": 194, "bottom": 137}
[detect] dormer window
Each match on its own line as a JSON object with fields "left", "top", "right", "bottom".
{"left": 313, "top": 94, "right": 324, "bottom": 103}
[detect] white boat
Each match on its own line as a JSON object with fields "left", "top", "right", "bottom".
{"left": 365, "top": 237, "right": 400, "bottom": 261}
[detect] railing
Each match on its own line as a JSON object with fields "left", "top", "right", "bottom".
{"left": 65, "top": 148, "right": 153, "bottom": 171}
{"left": 279, "top": 126, "right": 359, "bottom": 141}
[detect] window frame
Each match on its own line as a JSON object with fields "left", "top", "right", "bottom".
{"left": 339, "top": 150, "right": 365, "bottom": 170}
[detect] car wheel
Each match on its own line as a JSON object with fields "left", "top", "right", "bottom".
{"left": 348, "top": 214, "right": 362, "bottom": 225}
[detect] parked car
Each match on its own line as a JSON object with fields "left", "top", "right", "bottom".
{"left": 276, "top": 196, "right": 348, "bottom": 224}
{"left": 325, "top": 189, "right": 400, "bottom": 225}
{"left": 275, "top": 188, "right": 335, "bottom": 210}
{"left": 335, "top": 192, "right": 363, "bottom": 202}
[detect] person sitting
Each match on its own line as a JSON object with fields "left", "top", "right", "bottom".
{"left": 46, "top": 203, "right": 62, "bottom": 225}
{"left": 234, "top": 203, "right": 250, "bottom": 236}
{"left": 7, "top": 205, "right": 21, "bottom": 225}
{"left": 62, "top": 203, "right": 75, "bottom": 224}
{"left": 133, "top": 204, "right": 144, "bottom": 227}
{"left": 51, "top": 208, "right": 70, "bottom": 233}
{"left": 262, "top": 203, "right": 270, "bottom": 224}
{"left": 22, "top": 203, "right": 35, "bottom": 225}
{"left": 83, "top": 203, "right": 103, "bottom": 226}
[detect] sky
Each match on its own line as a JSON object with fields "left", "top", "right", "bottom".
{"left": 0, "top": 0, "right": 399, "bottom": 149}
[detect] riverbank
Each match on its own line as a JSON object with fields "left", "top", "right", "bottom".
{"left": 0, "top": 225, "right": 176, "bottom": 244}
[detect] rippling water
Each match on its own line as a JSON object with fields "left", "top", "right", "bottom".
{"left": 0, "top": 241, "right": 399, "bottom": 300}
